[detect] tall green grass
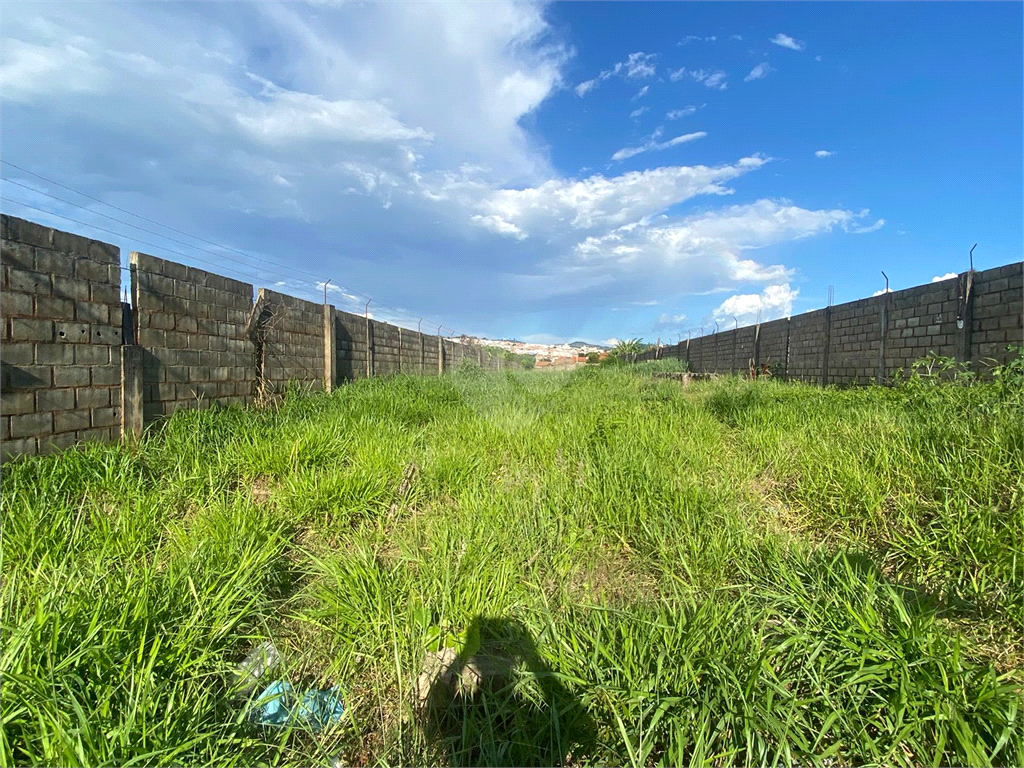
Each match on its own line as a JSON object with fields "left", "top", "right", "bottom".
{"left": 2, "top": 362, "right": 1021, "bottom": 766}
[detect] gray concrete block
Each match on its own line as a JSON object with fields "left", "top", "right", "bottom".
{"left": 1, "top": 390, "right": 35, "bottom": 416}
{"left": 53, "top": 275, "right": 90, "bottom": 301}
{"left": 76, "top": 387, "right": 112, "bottom": 408}
{"left": 55, "top": 410, "right": 91, "bottom": 433}
{"left": 10, "top": 318, "right": 53, "bottom": 342}
{"left": 10, "top": 411, "right": 53, "bottom": 438}
{"left": 3, "top": 291, "right": 35, "bottom": 317}
{"left": 35, "top": 344, "right": 75, "bottom": 365}
{"left": 91, "top": 406, "right": 120, "bottom": 428}
{"left": 36, "top": 388, "right": 76, "bottom": 412}
{"left": 8, "top": 268, "right": 51, "bottom": 295}
{"left": 74, "top": 345, "right": 110, "bottom": 365}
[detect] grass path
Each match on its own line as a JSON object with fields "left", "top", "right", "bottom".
{"left": 2, "top": 363, "right": 1021, "bottom": 766}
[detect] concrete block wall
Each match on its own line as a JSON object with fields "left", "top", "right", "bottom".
{"left": 335, "top": 309, "right": 370, "bottom": 380}
{"left": 131, "top": 252, "right": 254, "bottom": 419}
{"left": 970, "top": 263, "right": 1023, "bottom": 369}
{"left": 786, "top": 309, "right": 829, "bottom": 383}
{"left": 882, "top": 279, "right": 957, "bottom": 378}
{"left": 757, "top": 318, "right": 789, "bottom": 376}
{"left": 371, "top": 319, "right": 402, "bottom": 376}
{"left": 827, "top": 296, "right": 882, "bottom": 386}
{"left": 257, "top": 288, "right": 324, "bottom": 393}
{"left": 1, "top": 214, "right": 123, "bottom": 458}
{"left": 3, "top": 214, "right": 522, "bottom": 461}
{"left": 628, "top": 262, "right": 1022, "bottom": 384}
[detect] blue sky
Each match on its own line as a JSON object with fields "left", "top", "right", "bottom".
{"left": 1, "top": 1, "right": 1021, "bottom": 345}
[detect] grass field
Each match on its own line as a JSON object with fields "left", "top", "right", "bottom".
{"left": 2, "top": 360, "right": 1022, "bottom": 767}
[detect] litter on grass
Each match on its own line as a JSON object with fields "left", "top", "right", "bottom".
{"left": 249, "top": 680, "right": 346, "bottom": 732}
{"left": 232, "top": 641, "right": 346, "bottom": 732}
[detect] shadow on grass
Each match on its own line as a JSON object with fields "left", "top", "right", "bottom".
{"left": 421, "top": 616, "right": 596, "bottom": 767}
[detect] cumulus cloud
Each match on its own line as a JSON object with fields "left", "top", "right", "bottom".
{"left": 470, "top": 154, "right": 765, "bottom": 237}
{"left": 632, "top": 85, "right": 650, "bottom": 100}
{"left": 712, "top": 283, "right": 798, "bottom": 325}
{"left": 611, "top": 130, "right": 707, "bottom": 162}
{"left": 932, "top": 272, "right": 958, "bottom": 282}
{"left": 744, "top": 62, "right": 774, "bottom": 82}
{"left": 815, "top": 150, "right": 833, "bottom": 158}
{"left": 666, "top": 106, "right": 698, "bottom": 119}
{"left": 629, "top": 105, "right": 649, "bottom": 119}
{"left": 0, "top": 2, "right": 881, "bottom": 341}
{"left": 771, "top": 33, "right": 805, "bottom": 51}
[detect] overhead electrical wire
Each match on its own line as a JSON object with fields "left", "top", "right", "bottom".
{"left": 0, "top": 165, "right": 459, "bottom": 335}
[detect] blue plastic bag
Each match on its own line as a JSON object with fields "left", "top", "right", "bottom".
{"left": 249, "top": 680, "right": 346, "bottom": 732}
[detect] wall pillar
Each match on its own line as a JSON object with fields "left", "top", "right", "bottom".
{"left": 323, "top": 304, "right": 336, "bottom": 392}
{"left": 366, "top": 318, "right": 375, "bottom": 378}
{"left": 821, "top": 306, "right": 832, "bottom": 386}
{"left": 783, "top": 318, "right": 792, "bottom": 381}
{"left": 753, "top": 323, "right": 761, "bottom": 378}
{"left": 120, "top": 345, "right": 144, "bottom": 440}
{"left": 954, "top": 270, "right": 975, "bottom": 365}
{"left": 438, "top": 336, "right": 444, "bottom": 375}
{"left": 877, "top": 292, "right": 890, "bottom": 384}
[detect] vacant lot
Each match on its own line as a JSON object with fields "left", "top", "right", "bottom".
{"left": 2, "top": 361, "right": 1021, "bottom": 767}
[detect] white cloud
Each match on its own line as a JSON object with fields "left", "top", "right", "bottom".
{"left": 619, "top": 51, "right": 657, "bottom": 78}
{"left": 471, "top": 154, "right": 765, "bottom": 237}
{"left": 679, "top": 35, "right": 718, "bottom": 45}
{"left": 744, "top": 62, "right": 774, "bottom": 82}
{"left": 666, "top": 106, "right": 697, "bottom": 119}
{"left": 0, "top": 3, "right": 882, "bottom": 340}
{"left": 771, "top": 33, "right": 805, "bottom": 51}
{"left": 850, "top": 217, "right": 884, "bottom": 234}
{"left": 713, "top": 284, "right": 798, "bottom": 325}
{"left": 675, "top": 68, "right": 728, "bottom": 90}
{"left": 632, "top": 85, "right": 650, "bottom": 100}
{"left": 574, "top": 51, "right": 656, "bottom": 98}
{"left": 611, "top": 130, "right": 707, "bottom": 162}
{"left": 629, "top": 105, "right": 649, "bottom": 119}
{"left": 524, "top": 197, "right": 872, "bottom": 301}
{"left": 657, "top": 312, "right": 687, "bottom": 325}
{"left": 932, "top": 272, "right": 958, "bottom": 283}
{"left": 471, "top": 214, "right": 527, "bottom": 239}
{"left": 872, "top": 288, "right": 893, "bottom": 297}
{"left": 814, "top": 150, "right": 833, "bottom": 158}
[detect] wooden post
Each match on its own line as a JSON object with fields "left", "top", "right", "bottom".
{"left": 323, "top": 304, "right": 336, "bottom": 392}
{"left": 120, "top": 345, "right": 144, "bottom": 440}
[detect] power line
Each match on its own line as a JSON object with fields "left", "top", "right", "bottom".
{"left": 0, "top": 164, "right": 449, "bottom": 331}
{"left": 0, "top": 173, "right": 459, "bottom": 335}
